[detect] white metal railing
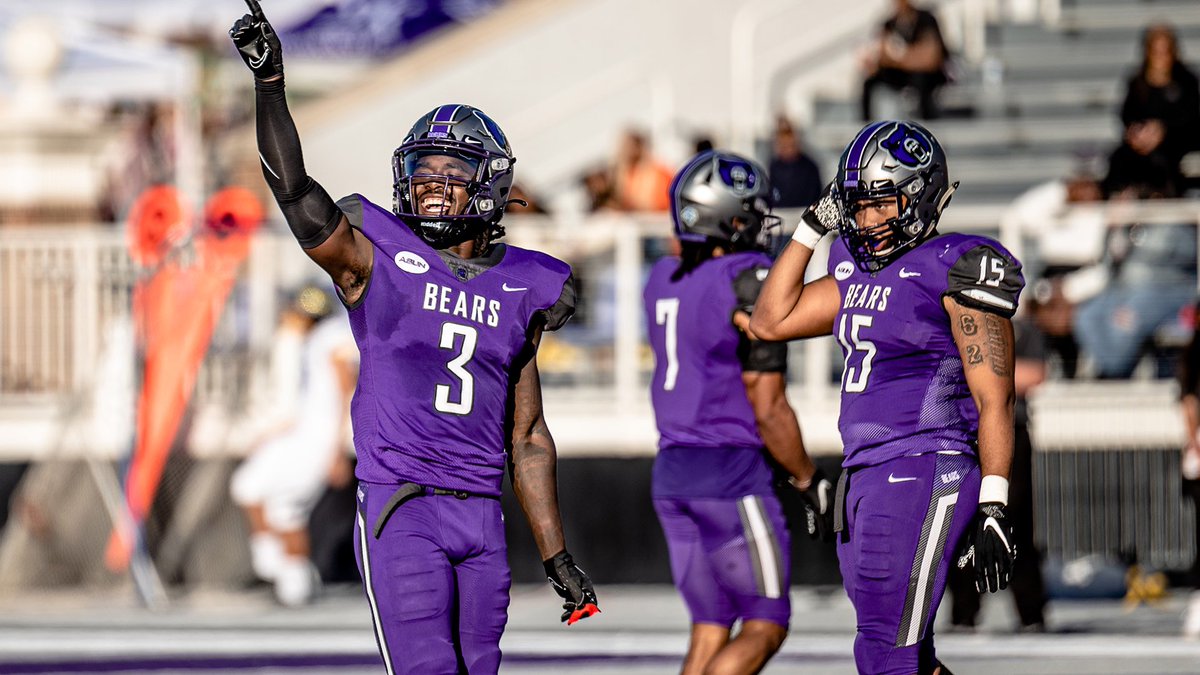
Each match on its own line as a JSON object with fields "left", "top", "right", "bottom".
{"left": 1, "top": 199, "right": 1199, "bottom": 460}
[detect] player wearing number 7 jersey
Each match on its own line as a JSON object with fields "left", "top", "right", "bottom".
{"left": 751, "top": 121, "right": 1024, "bottom": 675}
{"left": 230, "top": 2, "right": 596, "bottom": 672}
{"left": 644, "top": 151, "right": 834, "bottom": 675}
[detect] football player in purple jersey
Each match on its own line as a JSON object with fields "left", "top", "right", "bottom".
{"left": 751, "top": 121, "right": 1023, "bottom": 675}
{"left": 644, "top": 151, "right": 834, "bottom": 674}
{"left": 231, "top": 2, "right": 596, "bottom": 672}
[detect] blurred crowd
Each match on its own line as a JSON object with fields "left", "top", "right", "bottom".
{"left": 1007, "top": 22, "right": 1200, "bottom": 381}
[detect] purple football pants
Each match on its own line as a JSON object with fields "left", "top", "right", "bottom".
{"left": 838, "top": 453, "right": 980, "bottom": 675}
{"left": 654, "top": 494, "right": 791, "bottom": 628}
{"left": 354, "top": 482, "right": 510, "bottom": 675}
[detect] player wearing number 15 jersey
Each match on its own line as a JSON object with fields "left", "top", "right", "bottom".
{"left": 644, "top": 151, "right": 834, "bottom": 675}
{"left": 751, "top": 121, "right": 1024, "bottom": 675}
{"left": 231, "top": 2, "right": 597, "bottom": 672}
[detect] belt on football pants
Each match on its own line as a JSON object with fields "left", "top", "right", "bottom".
{"left": 833, "top": 468, "right": 853, "bottom": 543}
{"left": 373, "top": 482, "right": 498, "bottom": 538}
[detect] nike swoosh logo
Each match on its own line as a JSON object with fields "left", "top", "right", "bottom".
{"left": 248, "top": 50, "right": 269, "bottom": 69}
{"left": 983, "top": 517, "right": 1012, "bottom": 551}
{"left": 898, "top": 268, "right": 921, "bottom": 278}
{"left": 501, "top": 283, "right": 527, "bottom": 292}
{"left": 888, "top": 474, "right": 917, "bottom": 483}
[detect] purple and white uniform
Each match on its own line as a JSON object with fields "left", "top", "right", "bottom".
{"left": 343, "top": 195, "right": 573, "bottom": 674}
{"left": 829, "top": 232, "right": 1023, "bottom": 674}
{"left": 644, "top": 251, "right": 791, "bottom": 628}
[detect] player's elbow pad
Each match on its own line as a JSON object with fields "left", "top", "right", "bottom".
{"left": 276, "top": 177, "right": 342, "bottom": 249}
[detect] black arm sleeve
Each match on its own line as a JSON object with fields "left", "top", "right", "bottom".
{"left": 733, "top": 266, "right": 788, "bottom": 373}
{"left": 255, "top": 78, "right": 342, "bottom": 249}
{"left": 945, "top": 244, "right": 1025, "bottom": 318}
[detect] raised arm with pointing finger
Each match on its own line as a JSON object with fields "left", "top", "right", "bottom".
{"left": 229, "top": 3, "right": 597, "bottom": 670}
{"left": 230, "top": 0, "right": 373, "bottom": 304}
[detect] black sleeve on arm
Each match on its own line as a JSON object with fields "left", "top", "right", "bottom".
{"left": 539, "top": 273, "right": 577, "bottom": 332}
{"left": 255, "top": 78, "right": 342, "bottom": 249}
{"left": 945, "top": 244, "right": 1025, "bottom": 318}
{"left": 733, "top": 265, "right": 788, "bottom": 373}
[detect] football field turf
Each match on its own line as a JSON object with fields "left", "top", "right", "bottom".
{"left": 1, "top": 584, "right": 1197, "bottom": 674}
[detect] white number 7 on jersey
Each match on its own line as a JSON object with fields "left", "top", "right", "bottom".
{"left": 655, "top": 298, "right": 680, "bottom": 391}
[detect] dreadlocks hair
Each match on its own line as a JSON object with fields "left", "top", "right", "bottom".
{"left": 671, "top": 240, "right": 723, "bottom": 282}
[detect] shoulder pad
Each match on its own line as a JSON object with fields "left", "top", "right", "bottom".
{"left": 336, "top": 194, "right": 364, "bottom": 229}
{"left": 540, "top": 271, "right": 577, "bottom": 331}
{"left": 945, "top": 244, "right": 1024, "bottom": 318}
{"left": 732, "top": 265, "right": 771, "bottom": 315}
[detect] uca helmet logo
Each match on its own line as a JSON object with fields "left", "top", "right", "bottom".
{"left": 718, "top": 159, "right": 756, "bottom": 194}
{"left": 879, "top": 124, "right": 933, "bottom": 169}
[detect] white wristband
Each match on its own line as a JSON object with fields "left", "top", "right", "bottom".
{"left": 790, "top": 222, "right": 826, "bottom": 250}
{"left": 979, "top": 475, "right": 1009, "bottom": 506}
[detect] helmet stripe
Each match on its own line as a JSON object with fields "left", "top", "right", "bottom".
{"left": 843, "top": 120, "right": 890, "bottom": 188}
{"left": 669, "top": 151, "right": 712, "bottom": 241}
{"left": 428, "top": 104, "right": 461, "bottom": 137}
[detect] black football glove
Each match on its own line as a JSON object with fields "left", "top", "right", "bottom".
{"left": 792, "top": 469, "right": 835, "bottom": 542}
{"left": 230, "top": 0, "right": 284, "bottom": 80}
{"left": 956, "top": 502, "right": 1016, "bottom": 593}
{"left": 543, "top": 550, "right": 600, "bottom": 625}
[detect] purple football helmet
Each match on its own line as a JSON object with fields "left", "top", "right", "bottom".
{"left": 669, "top": 150, "right": 779, "bottom": 253}
{"left": 835, "top": 120, "right": 958, "bottom": 272}
{"left": 392, "top": 104, "right": 515, "bottom": 249}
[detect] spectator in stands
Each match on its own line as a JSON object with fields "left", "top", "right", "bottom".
{"left": 1008, "top": 166, "right": 1107, "bottom": 378}
{"left": 1101, "top": 117, "right": 1185, "bottom": 199}
{"left": 231, "top": 286, "right": 357, "bottom": 606}
{"left": 1072, "top": 192, "right": 1197, "bottom": 378}
{"left": 949, "top": 316, "right": 1049, "bottom": 632}
{"left": 1120, "top": 24, "right": 1200, "bottom": 174}
{"left": 860, "top": 0, "right": 949, "bottom": 120}
{"left": 612, "top": 129, "right": 674, "bottom": 211}
{"left": 1175, "top": 302, "right": 1200, "bottom": 638}
{"left": 768, "top": 116, "right": 822, "bottom": 208}
{"left": 580, "top": 166, "right": 620, "bottom": 213}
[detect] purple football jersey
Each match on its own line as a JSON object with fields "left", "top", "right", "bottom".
{"left": 346, "top": 196, "right": 572, "bottom": 496}
{"left": 643, "top": 252, "right": 776, "bottom": 498}
{"left": 828, "top": 232, "right": 1024, "bottom": 469}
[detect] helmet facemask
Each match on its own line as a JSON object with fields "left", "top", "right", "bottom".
{"left": 840, "top": 177, "right": 931, "bottom": 272}
{"left": 728, "top": 203, "right": 781, "bottom": 254}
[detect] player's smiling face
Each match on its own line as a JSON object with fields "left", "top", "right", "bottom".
{"left": 850, "top": 196, "right": 900, "bottom": 253}
{"left": 411, "top": 154, "right": 477, "bottom": 217}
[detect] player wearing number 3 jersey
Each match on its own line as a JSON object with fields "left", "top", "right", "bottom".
{"left": 230, "top": 1, "right": 596, "bottom": 672}
{"left": 751, "top": 121, "right": 1024, "bottom": 675}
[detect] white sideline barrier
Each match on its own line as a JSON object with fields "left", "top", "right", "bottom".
{"left": 0, "top": 200, "right": 1197, "bottom": 462}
